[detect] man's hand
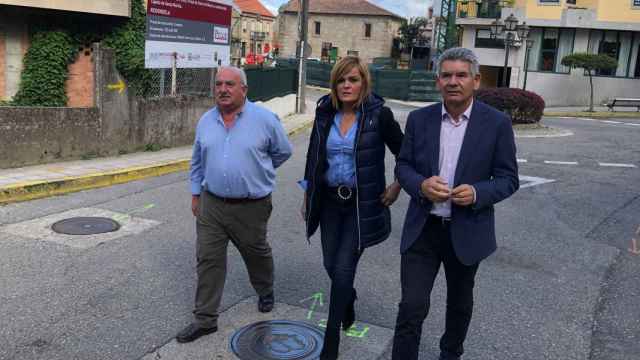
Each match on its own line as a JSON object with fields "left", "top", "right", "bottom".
{"left": 420, "top": 176, "right": 451, "bottom": 203}
{"left": 191, "top": 195, "right": 200, "bottom": 217}
{"left": 300, "top": 194, "right": 308, "bottom": 221}
{"left": 451, "top": 184, "right": 475, "bottom": 206}
{"left": 380, "top": 181, "right": 401, "bottom": 206}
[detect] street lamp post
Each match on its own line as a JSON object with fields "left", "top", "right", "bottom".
{"left": 523, "top": 38, "right": 534, "bottom": 90}
{"left": 491, "top": 13, "right": 529, "bottom": 87}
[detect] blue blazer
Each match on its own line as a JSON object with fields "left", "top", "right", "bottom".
{"left": 396, "top": 100, "right": 519, "bottom": 265}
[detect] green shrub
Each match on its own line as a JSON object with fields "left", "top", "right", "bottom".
{"left": 475, "top": 88, "right": 546, "bottom": 124}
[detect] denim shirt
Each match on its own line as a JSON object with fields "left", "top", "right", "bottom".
{"left": 190, "top": 101, "right": 293, "bottom": 198}
{"left": 324, "top": 112, "right": 360, "bottom": 188}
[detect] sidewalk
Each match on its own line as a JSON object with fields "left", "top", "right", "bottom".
{"left": 0, "top": 112, "right": 315, "bottom": 204}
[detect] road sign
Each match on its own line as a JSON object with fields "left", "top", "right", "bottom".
{"left": 145, "top": 0, "right": 232, "bottom": 69}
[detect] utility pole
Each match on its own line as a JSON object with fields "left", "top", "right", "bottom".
{"left": 296, "top": 0, "right": 308, "bottom": 114}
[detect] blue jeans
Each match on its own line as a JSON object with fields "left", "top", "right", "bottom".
{"left": 320, "top": 195, "right": 362, "bottom": 330}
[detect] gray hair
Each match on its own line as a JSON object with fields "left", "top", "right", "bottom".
{"left": 435, "top": 47, "right": 480, "bottom": 77}
{"left": 216, "top": 66, "right": 248, "bottom": 87}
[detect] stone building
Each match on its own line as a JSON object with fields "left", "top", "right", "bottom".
{"left": 275, "top": 0, "right": 404, "bottom": 63}
{"left": 234, "top": 0, "right": 276, "bottom": 59}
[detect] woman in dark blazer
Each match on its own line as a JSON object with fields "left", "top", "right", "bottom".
{"left": 301, "top": 56, "right": 404, "bottom": 360}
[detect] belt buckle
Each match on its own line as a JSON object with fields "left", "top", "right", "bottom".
{"left": 337, "top": 185, "right": 353, "bottom": 200}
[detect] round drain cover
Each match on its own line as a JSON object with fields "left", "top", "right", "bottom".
{"left": 230, "top": 320, "right": 324, "bottom": 360}
{"left": 51, "top": 217, "right": 120, "bottom": 235}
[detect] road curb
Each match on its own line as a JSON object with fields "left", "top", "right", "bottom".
{"left": 0, "top": 160, "right": 191, "bottom": 205}
{"left": 0, "top": 119, "right": 315, "bottom": 205}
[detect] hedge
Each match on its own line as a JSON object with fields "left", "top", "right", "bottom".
{"left": 475, "top": 88, "right": 545, "bottom": 124}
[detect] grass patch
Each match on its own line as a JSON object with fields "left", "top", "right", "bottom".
{"left": 544, "top": 111, "right": 640, "bottom": 118}
{"left": 513, "top": 123, "right": 547, "bottom": 130}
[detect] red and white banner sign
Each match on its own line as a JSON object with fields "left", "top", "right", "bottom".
{"left": 145, "top": 0, "right": 233, "bottom": 69}
{"left": 147, "top": 0, "right": 232, "bottom": 26}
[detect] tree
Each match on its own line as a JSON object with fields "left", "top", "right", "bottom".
{"left": 561, "top": 53, "right": 618, "bottom": 112}
{"left": 398, "top": 17, "right": 428, "bottom": 51}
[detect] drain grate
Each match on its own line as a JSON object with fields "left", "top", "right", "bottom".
{"left": 230, "top": 320, "right": 324, "bottom": 360}
{"left": 51, "top": 217, "right": 120, "bottom": 235}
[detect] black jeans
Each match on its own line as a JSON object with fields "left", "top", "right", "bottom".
{"left": 392, "top": 216, "right": 479, "bottom": 360}
{"left": 319, "top": 194, "right": 362, "bottom": 330}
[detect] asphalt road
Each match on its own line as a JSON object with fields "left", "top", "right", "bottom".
{"left": 0, "top": 100, "right": 638, "bottom": 360}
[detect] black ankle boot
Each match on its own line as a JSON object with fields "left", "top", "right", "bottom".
{"left": 320, "top": 327, "right": 340, "bottom": 360}
{"left": 342, "top": 288, "right": 357, "bottom": 331}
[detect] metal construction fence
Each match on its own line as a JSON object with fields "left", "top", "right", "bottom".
{"left": 276, "top": 59, "right": 440, "bottom": 102}
{"left": 142, "top": 61, "right": 439, "bottom": 103}
{"left": 144, "top": 66, "right": 297, "bottom": 102}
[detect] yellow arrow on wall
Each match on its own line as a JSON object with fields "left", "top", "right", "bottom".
{"left": 107, "top": 79, "right": 126, "bottom": 94}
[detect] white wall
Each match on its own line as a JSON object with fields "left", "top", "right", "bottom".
{"left": 257, "top": 93, "right": 297, "bottom": 119}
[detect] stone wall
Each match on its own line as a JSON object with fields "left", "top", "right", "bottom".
{"left": 277, "top": 13, "right": 401, "bottom": 63}
{"left": 0, "top": 107, "right": 101, "bottom": 168}
{"left": 0, "top": 43, "right": 296, "bottom": 169}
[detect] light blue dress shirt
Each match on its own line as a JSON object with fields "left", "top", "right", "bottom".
{"left": 324, "top": 112, "right": 359, "bottom": 188}
{"left": 190, "top": 101, "right": 293, "bottom": 198}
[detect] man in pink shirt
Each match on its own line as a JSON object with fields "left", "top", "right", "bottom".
{"left": 392, "top": 47, "right": 519, "bottom": 360}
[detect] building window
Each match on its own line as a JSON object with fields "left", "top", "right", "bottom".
{"left": 241, "top": 42, "right": 246, "bottom": 57}
{"left": 540, "top": 29, "right": 559, "bottom": 71}
{"left": 634, "top": 35, "right": 640, "bottom": 77}
{"left": 588, "top": 30, "right": 640, "bottom": 77}
{"left": 365, "top": 23, "right": 372, "bottom": 38}
{"left": 538, "top": 0, "right": 560, "bottom": 3}
{"left": 566, "top": 0, "right": 576, "bottom": 4}
{"left": 347, "top": 50, "right": 359, "bottom": 57}
{"left": 475, "top": 29, "right": 504, "bottom": 49}
{"left": 314, "top": 21, "right": 321, "bottom": 35}
{"left": 527, "top": 27, "right": 575, "bottom": 73}
{"left": 634, "top": 0, "right": 640, "bottom": 7}
{"left": 321, "top": 42, "right": 332, "bottom": 62}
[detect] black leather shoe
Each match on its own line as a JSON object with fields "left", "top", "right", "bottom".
{"left": 176, "top": 323, "right": 217, "bottom": 343}
{"left": 258, "top": 292, "right": 274, "bottom": 313}
{"left": 342, "top": 288, "right": 357, "bottom": 331}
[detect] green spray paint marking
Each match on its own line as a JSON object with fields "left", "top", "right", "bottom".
{"left": 112, "top": 203, "right": 155, "bottom": 222}
{"left": 299, "top": 292, "right": 324, "bottom": 319}
{"left": 317, "top": 319, "right": 370, "bottom": 338}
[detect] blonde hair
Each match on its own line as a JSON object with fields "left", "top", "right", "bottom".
{"left": 329, "top": 56, "right": 372, "bottom": 110}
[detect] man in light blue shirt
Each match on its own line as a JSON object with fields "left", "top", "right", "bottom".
{"left": 177, "top": 66, "right": 292, "bottom": 343}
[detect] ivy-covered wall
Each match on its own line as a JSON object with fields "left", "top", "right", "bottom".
{"left": 10, "top": 0, "right": 152, "bottom": 106}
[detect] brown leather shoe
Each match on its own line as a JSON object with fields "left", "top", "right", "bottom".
{"left": 176, "top": 323, "right": 217, "bottom": 343}
{"left": 258, "top": 292, "right": 274, "bottom": 313}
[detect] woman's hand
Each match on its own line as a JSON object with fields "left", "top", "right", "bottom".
{"left": 380, "top": 181, "right": 401, "bottom": 206}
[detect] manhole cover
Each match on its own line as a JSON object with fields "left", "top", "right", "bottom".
{"left": 51, "top": 217, "right": 120, "bottom": 235}
{"left": 230, "top": 320, "right": 324, "bottom": 360}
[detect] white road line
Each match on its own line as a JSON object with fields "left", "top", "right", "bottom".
{"left": 627, "top": 123, "right": 640, "bottom": 127}
{"left": 598, "top": 162, "right": 637, "bottom": 168}
{"left": 544, "top": 160, "right": 579, "bottom": 165}
{"left": 602, "top": 120, "right": 623, "bottom": 124}
{"left": 517, "top": 159, "right": 528, "bottom": 163}
{"left": 519, "top": 175, "right": 556, "bottom": 189}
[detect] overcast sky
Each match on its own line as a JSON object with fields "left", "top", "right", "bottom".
{"left": 260, "top": 0, "right": 433, "bottom": 19}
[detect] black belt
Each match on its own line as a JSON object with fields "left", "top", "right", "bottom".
{"left": 206, "top": 190, "right": 269, "bottom": 204}
{"left": 428, "top": 214, "right": 451, "bottom": 226}
{"left": 326, "top": 185, "right": 354, "bottom": 201}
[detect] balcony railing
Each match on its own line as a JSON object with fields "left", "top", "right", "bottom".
{"left": 250, "top": 31, "right": 268, "bottom": 41}
{"left": 457, "top": 1, "right": 503, "bottom": 19}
